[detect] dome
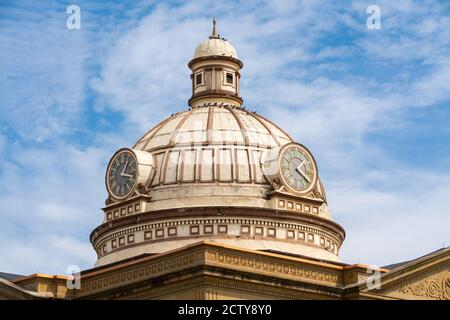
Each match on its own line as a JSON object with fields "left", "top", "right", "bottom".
{"left": 131, "top": 103, "right": 297, "bottom": 212}
{"left": 129, "top": 102, "right": 331, "bottom": 219}
{"left": 193, "top": 37, "right": 238, "bottom": 59}
{"left": 91, "top": 21, "right": 345, "bottom": 267}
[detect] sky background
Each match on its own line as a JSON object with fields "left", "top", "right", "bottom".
{"left": 0, "top": 0, "right": 449, "bottom": 275}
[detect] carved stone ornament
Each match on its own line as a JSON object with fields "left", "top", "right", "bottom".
{"left": 398, "top": 275, "right": 450, "bottom": 300}
{"left": 105, "top": 197, "right": 113, "bottom": 206}
{"left": 311, "top": 187, "right": 323, "bottom": 200}
{"left": 137, "top": 183, "right": 149, "bottom": 195}
{"left": 272, "top": 177, "right": 281, "bottom": 190}
{"left": 444, "top": 276, "right": 450, "bottom": 300}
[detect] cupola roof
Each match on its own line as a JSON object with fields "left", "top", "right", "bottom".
{"left": 193, "top": 18, "right": 238, "bottom": 59}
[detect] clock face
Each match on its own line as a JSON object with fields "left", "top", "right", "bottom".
{"left": 279, "top": 144, "right": 316, "bottom": 193}
{"left": 106, "top": 151, "right": 137, "bottom": 198}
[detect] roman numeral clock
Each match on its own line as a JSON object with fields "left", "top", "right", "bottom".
{"left": 279, "top": 143, "right": 317, "bottom": 194}
{"left": 105, "top": 148, "right": 154, "bottom": 201}
{"left": 262, "top": 142, "right": 318, "bottom": 196}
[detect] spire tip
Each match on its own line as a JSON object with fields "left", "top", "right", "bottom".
{"left": 211, "top": 17, "right": 218, "bottom": 38}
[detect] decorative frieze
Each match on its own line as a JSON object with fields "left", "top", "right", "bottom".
{"left": 104, "top": 196, "right": 147, "bottom": 222}
{"left": 398, "top": 275, "right": 450, "bottom": 300}
{"left": 211, "top": 251, "right": 339, "bottom": 285}
{"left": 95, "top": 216, "right": 340, "bottom": 259}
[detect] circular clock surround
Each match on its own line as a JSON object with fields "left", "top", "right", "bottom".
{"left": 278, "top": 143, "right": 318, "bottom": 195}
{"left": 105, "top": 148, "right": 154, "bottom": 200}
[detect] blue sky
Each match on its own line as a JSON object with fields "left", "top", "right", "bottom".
{"left": 0, "top": 0, "right": 449, "bottom": 275}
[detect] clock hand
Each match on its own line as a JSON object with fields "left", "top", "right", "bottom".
{"left": 120, "top": 161, "right": 129, "bottom": 176}
{"left": 120, "top": 173, "right": 134, "bottom": 178}
{"left": 295, "top": 161, "right": 311, "bottom": 183}
{"left": 296, "top": 160, "right": 306, "bottom": 171}
{"left": 298, "top": 170, "right": 311, "bottom": 183}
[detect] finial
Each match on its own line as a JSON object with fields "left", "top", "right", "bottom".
{"left": 211, "top": 17, "right": 219, "bottom": 38}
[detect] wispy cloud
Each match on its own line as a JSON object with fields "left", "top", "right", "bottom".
{"left": 0, "top": 141, "right": 112, "bottom": 274}
{"left": 330, "top": 170, "right": 450, "bottom": 265}
{"left": 0, "top": 1, "right": 89, "bottom": 142}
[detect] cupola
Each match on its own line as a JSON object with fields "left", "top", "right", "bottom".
{"left": 188, "top": 18, "right": 243, "bottom": 107}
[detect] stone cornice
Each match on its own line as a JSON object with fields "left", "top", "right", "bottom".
{"left": 76, "top": 241, "right": 345, "bottom": 299}
{"left": 188, "top": 55, "right": 243, "bottom": 69}
{"left": 90, "top": 206, "right": 346, "bottom": 245}
{"left": 188, "top": 89, "right": 244, "bottom": 106}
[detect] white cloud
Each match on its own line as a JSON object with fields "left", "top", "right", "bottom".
{"left": 89, "top": 0, "right": 346, "bottom": 131}
{"left": 0, "top": 234, "right": 95, "bottom": 275}
{"left": 0, "top": 3, "right": 89, "bottom": 142}
{"left": 333, "top": 170, "right": 450, "bottom": 266}
{"left": 91, "top": 5, "right": 201, "bottom": 131}
{"left": 0, "top": 141, "right": 115, "bottom": 274}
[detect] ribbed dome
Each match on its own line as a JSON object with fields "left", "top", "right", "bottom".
{"left": 92, "top": 21, "right": 345, "bottom": 267}
{"left": 128, "top": 103, "right": 331, "bottom": 220}
{"left": 193, "top": 37, "right": 238, "bottom": 59}
{"left": 131, "top": 104, "right": 295, "bottom": 210}
{"left": 134, "top": 104, "right": 291, "bottom": 152}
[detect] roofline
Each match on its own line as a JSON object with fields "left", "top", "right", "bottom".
{"left": 0, "top": 277, "right": 47, "bottom": 299}
{"left": 13, "top": 273, "right": 70, "bottom": 283}
{"left": 347, "top": 246, "right": 450, "bottom": 291}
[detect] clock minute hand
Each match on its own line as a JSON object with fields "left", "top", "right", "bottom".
{"left": 120, "top": 161, "right": 129, "bottom": 176}
{"left": 295, "top": 161, "right": 311, "bottom": 183}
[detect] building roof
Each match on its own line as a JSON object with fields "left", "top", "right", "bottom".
{"left": 194, "top": 37, "right": 238, "bottom": 59}
{"left": 193, "top": 18, "right": 238, "bottom": 59}
{"left": 134, "top": 103, "right": 292, "bottom": 152}
{"left": 382, "top": 246, "right": 449, "bottom": 270}
{"left": 0, "top": 276, "right": 42, "bottom": 299}
{"left": 0, "top": 272, "right": 23, "bottom": 281}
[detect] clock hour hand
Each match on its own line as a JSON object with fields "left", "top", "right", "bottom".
{"left": 120, "top": 173, "right": 134, "bottom": 178}
{"left": 295, "top": 161, "right": 311, "bottom": 183}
